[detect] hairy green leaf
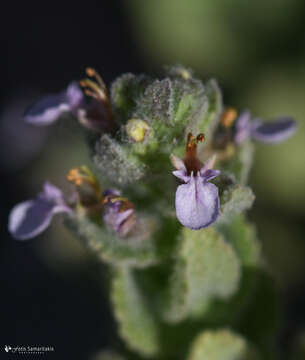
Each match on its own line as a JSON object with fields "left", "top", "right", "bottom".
{"left": 111, "top": 267, "right": 160, "bottom": 357}
{"left": 65, "top": 210, "right": 158, "bottom": 268}
{"left": 187, "top": 329, "right": 259, "bottom": 360}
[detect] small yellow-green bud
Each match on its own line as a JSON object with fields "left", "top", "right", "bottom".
{"left": 179, "top": 69, "right": 191, "bottom": 80}
{"left": 126, "top": 119, "right": 151, "bottom": 143}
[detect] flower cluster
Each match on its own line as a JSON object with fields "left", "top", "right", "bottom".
{"left": 8, "top": 67, "right": 297, "bottom": 242}
{"left": 9, "top": 167, "right": 135, "bottom": 240}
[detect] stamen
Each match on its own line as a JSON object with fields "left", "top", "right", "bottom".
{"left": 79, "top": 68, "right": 114, "bottom": 123}
{"left": 186, "top": 132, "right": 205, "bottom": 156}
{"left": 221, "top": 107, "right": 238, "bottom": 128}
{"left": 80, "top": 79, "right": 107, "bottom": 102}
{"left": 85, "top": 67, "right": 106, "bottom": 91}
{"left": 184, "top": 132, "right": 205, "bottom": 174}
{"left": 196, "top": 134, "right": 205, "bottom": 143}
{"left": 67, "top": 169, "right": 84, "bottom": 186}
{"left": 103, "top": 195, "right": 134, "bottom": 212}
{"left": 67, "top": 167, "right": 101, "bottom": 195}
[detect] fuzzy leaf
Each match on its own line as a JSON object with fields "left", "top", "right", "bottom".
{"left": 219, "top": 185, "right": 255, "bottom": 223}
{"left": 110, "top": 73, "right": 151, "bottom": 121}
{"left": 163, "top": 227, "right": 240, "bottom": 322}
{"left": 198, "top": 79, "right": 223, "bottom": 138}
{"left": 65, "top": 210, "right": 158, "bottom": 268}
{"left": 217, "top": 215, "right": 261, "bottom": 267}
{"left": 94, "top": 134, "right": 145, "bottom": 185}
{"left": 111, "top": 267, "right": 160, "bottom": 357}
{"left": 187, "top": 329, "right": 259, "bottom": 360}
{"left": 202, "top": 216, "right": 261, "bottom": 325}
{"left": 133, "top": 75, "right": 219, "bottom": 149}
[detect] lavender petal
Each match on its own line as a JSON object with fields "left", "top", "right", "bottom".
{"left": 24, "top": 92, "right": 70, "bottom": 125}
{"left": 8, "top": 199, "right": 70, "bottom": 240}
{"left": 234, "top": 111, "right": 251, "bottom": 144}
{"left": 66, "top": 82, "right": 85, "bottom": 114}
{"left": 251, "top": 117, "right": 297, "bottom": 143}
{"left": 175, "top": 174, "right": 220, "bottom": 230}
{"left": 8, "top": 182, "right": 70, "bottom": 240}
{"left": 202, "top": 169, "right": 221, "bottom": 182}
{"left": 24, "top": 82, "right": 84, "bottom": 125}
{"left": 173, "top": 170, "right": 190, "bottom": 183}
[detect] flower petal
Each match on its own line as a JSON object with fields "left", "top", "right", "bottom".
{"left": 24, "top": 82, "right": 83, "bottom": 126}
{"left": 202, "top": 169, "right": 221, "bottom": 182}
{"left": 103, "top": 206, "right": 135, "bottom": 237}
{"left": 8, "top": 198, "right": 70, "bottom": 240}
{"left": 251, "top": 117, "right": 297, "bottom": 143}
{"left": 103, "top": 189, "right": 121, "bottom": 197}
{"left": 200, "top": 154, "right": 217, "bottom": 175}
{"left": 170, "top": 154, "right": 186, "bottom": 171}
{"left": 41, "top": 182, "right": 66, "bottom": 202}
{"left": 24, "top": 92, "right": 70, "bottom": 125}
{"left": 173, "top": 170, "right": 190, "bottom": 183}
{"left": 8, "top": 182, "right": 70, "bottom": 240}
{"left": 175, "top": 175, "right": 220, "bottom": 230}
{"left": 66, "top": 82, "right": 85, "bottom": 114}
{"left": 234, "top": 111, "right": 251, "bottom": 144}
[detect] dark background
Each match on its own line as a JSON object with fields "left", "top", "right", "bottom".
{"left": 1, "top": 2, "right": 305, "bottom": 359}
{"left": 0, "top": 3, "right": 142, "bottom": 359}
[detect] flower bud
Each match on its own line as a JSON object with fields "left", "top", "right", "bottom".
{"left": 126, "top": 119, "right": 151, "bottom": 143}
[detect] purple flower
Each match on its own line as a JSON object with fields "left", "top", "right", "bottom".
{"left": 24, "top": 68, "right": 115, "bottom": 133}
{"left": 8, "top": 182, "right": 71, "bottom": 240}
{"left": 171, "top": 133, "right": 220, "bottom": 230}
{"left": 102, "top": 190, "right": 135, "bottom": 237}
{"left": 24, "top": 82, "right": 84, "bottom": 125}
{"left": 234, "top": 111, "right": 296, "bottom": 144}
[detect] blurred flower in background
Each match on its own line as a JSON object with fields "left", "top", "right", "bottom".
{"left": 0, "top": 92, "right": 48, "bottom": 172}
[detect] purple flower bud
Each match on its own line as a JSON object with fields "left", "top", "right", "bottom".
{"left": 8, "top": 182, "right": 71, "bottom": 240}
{"left": 172, "top": 153, "right": 220, "bottom": 230}
{"left": 24, "top": 82, "right": 84, "bottom": 125}
{"left": 234, "top": 111, "right": 296, "bottom": 144}
{"left": 102, "top": 189, "right": 135, "bottom": 237}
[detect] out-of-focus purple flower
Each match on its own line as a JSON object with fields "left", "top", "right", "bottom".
{"left": 171, "top": 133, "right": 220, "bottom": 230}
{"left": 234, "top": 111, "right": 296, "bottom": 144}
{"left": 0, "top": 94, "right": 48, "bottom": 171}
{"left": 24, "top": 82, "right": 84, "bottom": 125}
{"left": 102, "top": 189, "right": 135, "bottom": 237}
{"left": 24, "top": 68, "right": 115, "bottom": 133}
{"left": 8, "top": 182, "right": 71, "bottom": 240}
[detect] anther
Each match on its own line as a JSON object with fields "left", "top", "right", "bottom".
{"left": 196, "top": 133, "right": 205, "bottom": 143}
{"left": 221, "top": 108, "right": 238, "bottom": 128}
{"left": 85, "top": 67, "right": 106, "bottom": 91}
